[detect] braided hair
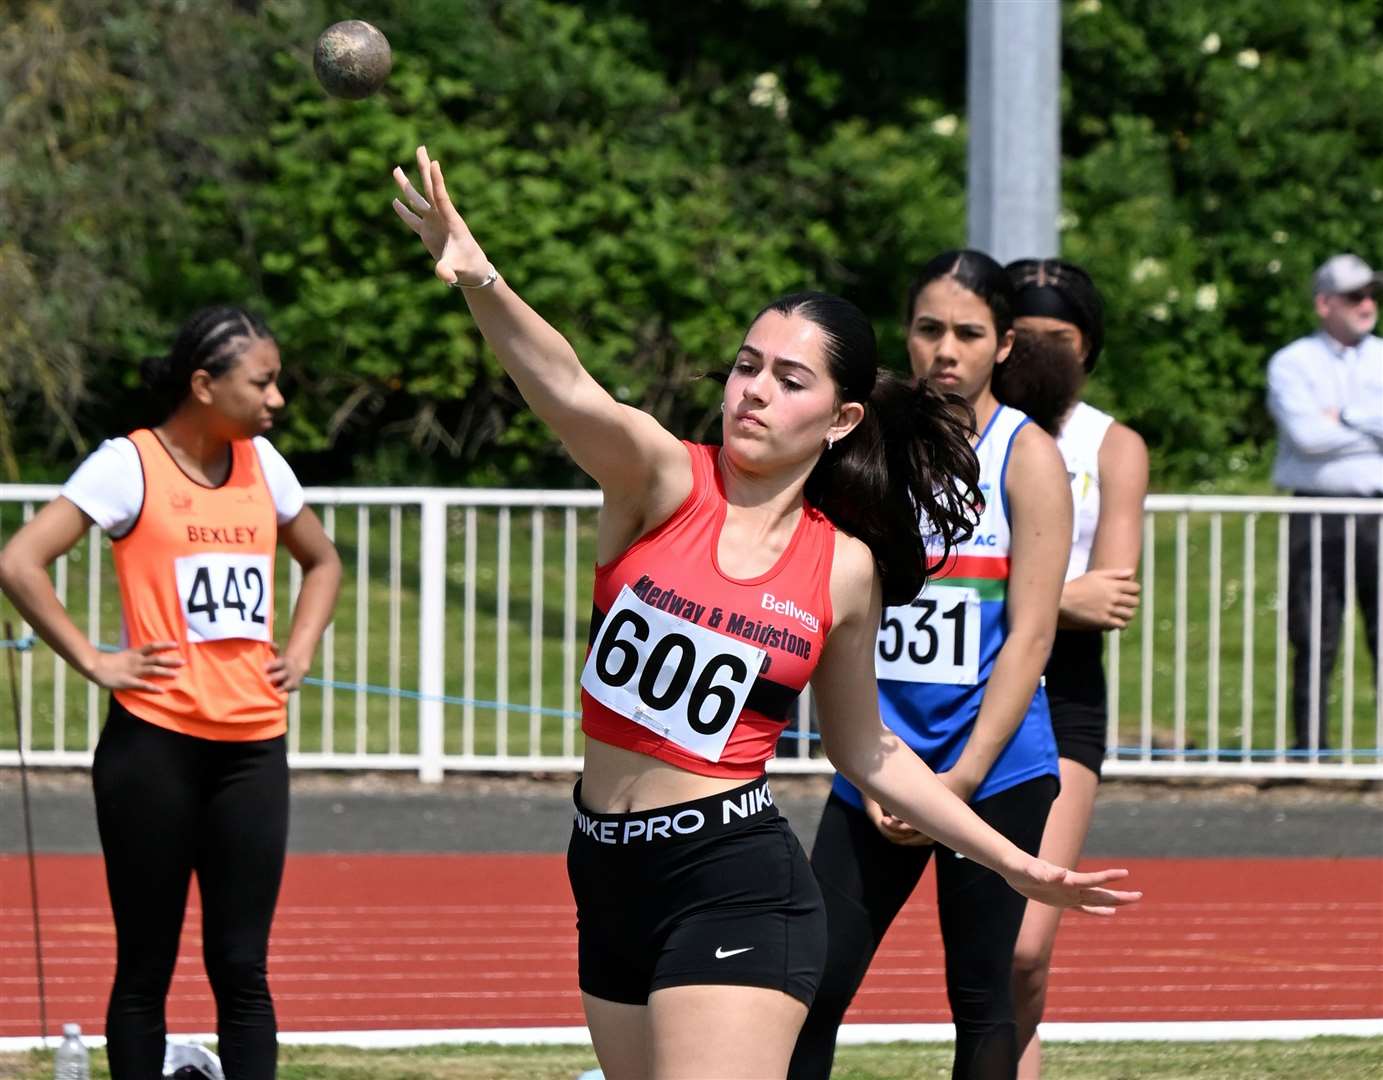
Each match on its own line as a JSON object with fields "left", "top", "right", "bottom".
{"left": 139, "top": 306, "right": 274, "bottom": 424}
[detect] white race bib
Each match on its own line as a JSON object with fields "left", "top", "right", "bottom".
{"left": 581, "top": 585, "right": 766, "bottom": 763}
{"left": 174, "top": 553, "right": 272, "bottom": 644}
{"left": 875, "top": 584, "right": 981, "bottom": 685}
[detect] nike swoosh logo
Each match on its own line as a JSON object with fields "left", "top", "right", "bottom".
{"left": 714, "top": 946, "right": 754, "bottom": 959}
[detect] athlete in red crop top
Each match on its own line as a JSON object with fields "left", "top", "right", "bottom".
{"left": 582, "top": 441, "right": 835, "bottom": 778}
{"left": 393, "top": 145, "right": 1140, "bottom": 1080}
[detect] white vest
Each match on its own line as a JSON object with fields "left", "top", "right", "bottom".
{"left": 1056, "top": 402, "right": 1115, "bottom": 581}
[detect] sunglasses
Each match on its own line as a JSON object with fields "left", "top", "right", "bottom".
{"left": 1339, "top": 287, "right": 1376, "bottom": 305}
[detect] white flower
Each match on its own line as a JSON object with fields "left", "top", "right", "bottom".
{"left": 1074, "top": 0, "right": 1102, "bottom": 14}
{"left": 1272, "top": 229, "right": 1288, "bottom": 244}
{"left": 1268, "top": 259, "right": 1282, "bottom": 274}
{"left": 1236, "top": 48, "right": 1261, "bottom": 69}
{"left": 1195, "top": 283, "right": 1219, "bottom": 311}
{"left": 931, "top": 114, "right": 959, "bottom": 137}
{"left": 1057, "top": 209, "right": 1080, "bottom": 231}
{"left": 1201, "top": 32, "right": 1221, "bottom": 55}
{"left": 1131, "top": 257, "right": 1166, "bottom": 284}
{"left": 1166, "top": 287, "right": 1181, "bottom": 303}
{"left": 1148, "top": 303, "right": 1170, "bottom": 322}
{"left": 1372, "top": 188, "right": 1383, "bottom": 203}
{"left": 749, "top": 72, "right": 790, "bottom": 119}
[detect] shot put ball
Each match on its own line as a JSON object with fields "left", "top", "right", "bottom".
{"left": 314, "top": 20, "right": 392, "bottom": 100}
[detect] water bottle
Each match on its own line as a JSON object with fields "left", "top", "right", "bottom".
{"left": 53, "top": 1023, "right": 90, "bottom": 1080}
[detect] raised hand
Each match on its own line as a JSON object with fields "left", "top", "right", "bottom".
{"left": 88, "top": 642, "right": 183, "bottom": 693}
{"left": 391, "top": 145, "right": 492, "bottom": 286}
{"left": 1005, "top": 859, "right": 1142, "bottom": 915}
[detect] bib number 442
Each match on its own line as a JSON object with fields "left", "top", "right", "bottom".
{"left": 174, "top": 553, "right": 272, "bottom": 644}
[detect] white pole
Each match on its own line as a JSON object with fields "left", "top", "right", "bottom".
{"left": 417, "top": 497, "right": 447, "bottom": 782}
{"left": 967, "top": 0, "right": 1062, "bottom": 262}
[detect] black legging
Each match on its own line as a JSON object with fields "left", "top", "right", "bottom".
{"left": 789, "top": 776, "right": 1057, "bottom": 1080}
{"left": 92, "top": 698, "right": 288, "bottom": 1080}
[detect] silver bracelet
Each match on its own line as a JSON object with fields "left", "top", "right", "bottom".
{"left": 448, "top": 264, "right": 499, "bottom": 290}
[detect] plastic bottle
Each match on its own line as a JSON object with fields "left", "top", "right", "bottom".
{"left": 53, "top": 1023, "right": 90, "bottom": 1080}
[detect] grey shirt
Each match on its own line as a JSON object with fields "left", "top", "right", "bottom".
{"left": 1267, "top": 330, "right": 1383, "bottom": 494}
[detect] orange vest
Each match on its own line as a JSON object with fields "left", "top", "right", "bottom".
{"left": 111, "top": 429, "right": 285, "bottom": 740}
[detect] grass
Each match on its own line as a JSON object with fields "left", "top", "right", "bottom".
{"left": 2, "top": 499, "right": 1379, "bottom": 767}
{"left": 2, "top": 1038, "right": 1381, "bottom": 1079}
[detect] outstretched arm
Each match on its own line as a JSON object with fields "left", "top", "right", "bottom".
{"left": 391, "top": 146, "right": 691, "bottom": 547}
{"left": 812, "top": 535, "right": 1141, "bottom": 914}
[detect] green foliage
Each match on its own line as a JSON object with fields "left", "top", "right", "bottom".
{"left": 1063, "top": 0, "right": 1383, "bottom": 479}
{"left": 3, "top": 0, "right": 1381, "bottom": 485}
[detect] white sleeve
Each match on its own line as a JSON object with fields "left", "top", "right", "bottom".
{"left": 252, "top": 437, "right": 306, "bottom": 524}
{"left": 59, "top": 439, "right": 145, "bottom": 537}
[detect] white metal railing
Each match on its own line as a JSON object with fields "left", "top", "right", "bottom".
{"left": 1, "top": 487, "right": 1379, "bottom": 780}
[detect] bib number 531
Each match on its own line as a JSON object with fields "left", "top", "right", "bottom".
{"left": 581, "top": 585, "right": 765, "bottom": 763}
{"left": 875, "top": 584, "right": 981, "bottom": 686}
{"left": 174, "top": 553, "right": 272, "bottom": 644}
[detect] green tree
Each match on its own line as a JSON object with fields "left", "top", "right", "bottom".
{"left": 5, "top": 0, "right": 1382, "bottom": 487}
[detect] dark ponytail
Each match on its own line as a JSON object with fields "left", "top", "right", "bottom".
{"left": 806, "top": 374, "right": 980, "bottom": 605}
{"left": 753, "top": 292, "right": 981, "bottom": 607}
{"left": 141, "top": 305, "right": 274, "bottom": 424}
{"left": 992, "top": 331, "right": 1084, "bottom": 436}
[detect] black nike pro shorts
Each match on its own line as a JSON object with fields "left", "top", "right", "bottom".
{"left": 567, "top": 774, "right": 826, "bottom": 1007}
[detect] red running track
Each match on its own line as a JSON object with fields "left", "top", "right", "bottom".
{"left": 2, "top": 856, "right": 1380, "bottom": 1036}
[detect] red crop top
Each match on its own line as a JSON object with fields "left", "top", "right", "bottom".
{"left": 580, "top": 442, "right": 836, "bottom": 778}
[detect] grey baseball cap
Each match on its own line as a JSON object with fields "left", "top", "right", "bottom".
{"left": 1312, "top": 253, "right": 1382, "bottom": 296}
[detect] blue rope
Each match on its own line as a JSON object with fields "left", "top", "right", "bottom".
{"left": 3, "top": 636, "right": 1378, "bottom": 758}
{"left": 300, "top": 675, "right": 582, "bottom": 720}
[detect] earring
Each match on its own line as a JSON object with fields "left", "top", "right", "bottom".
{"left": 826, "top": 435, "right": 835, "bottom": 450}
{"left": 720, "top": 403, "right": 725, "bottom": 412}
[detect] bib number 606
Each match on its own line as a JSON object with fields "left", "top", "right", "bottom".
{"left": 580, "top": 585, "right": 766, "bottom": 763}
{"left": 593, "top": 609, "right": 749, "bottom": 734}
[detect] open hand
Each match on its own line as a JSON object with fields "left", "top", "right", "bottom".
{"left": 1005, "top": 857, "right": 1142, "bottom": 915}
{"left": 88, "top": 642, "right": 183, "bottom": 693}
{"left": 391, "top": 145, "right": 492, "bottom": 287}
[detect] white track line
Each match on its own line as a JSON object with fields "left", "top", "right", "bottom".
{"left": 3, "top": 1019, "right": 1383, "bottom": 1052}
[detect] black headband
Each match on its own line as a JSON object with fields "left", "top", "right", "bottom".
{"left": 1012, "top": 283, "right": 1089, "bottom": 335}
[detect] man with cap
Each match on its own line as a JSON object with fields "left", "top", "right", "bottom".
{"left": 1266, "top": 253, "right": 1383, "bottom": 754}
